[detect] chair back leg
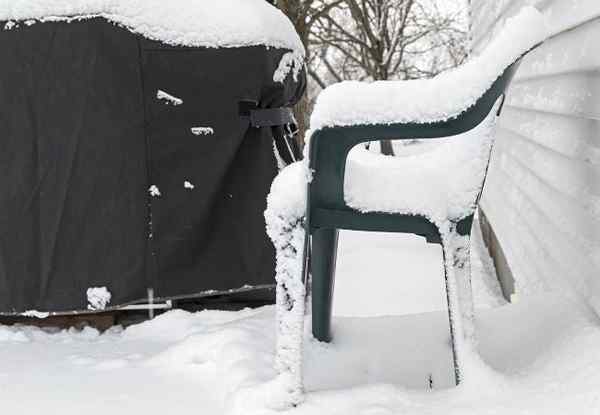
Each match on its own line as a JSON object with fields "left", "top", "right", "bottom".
{"left": 311, "top": 228, "right": 339, "bottom": 342}
{"left": 441, "top": 225, "right": 475, "bottom": 385}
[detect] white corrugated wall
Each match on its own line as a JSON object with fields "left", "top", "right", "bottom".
{"left": 470, "top": 0, "right": 600, "bottom": 312}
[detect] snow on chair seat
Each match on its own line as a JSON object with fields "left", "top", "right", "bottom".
{"left": 265, "top": 6, "right": 548, "bottom": 409}
{"left": 344, "top": 119, "right": 497, "bottom": 226}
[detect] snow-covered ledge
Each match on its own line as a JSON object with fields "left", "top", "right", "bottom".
{"left": 0, "top": 0, "right": 305, "bottom": 54}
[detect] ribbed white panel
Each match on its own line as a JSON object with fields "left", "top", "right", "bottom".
{"left": 471, "top": 1, "right": 600, "bottom": 312}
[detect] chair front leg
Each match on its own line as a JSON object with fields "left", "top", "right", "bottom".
{"left": 441, "top": 224, "right": 476, "bottom": 385}
{"left": 274, "top": 218, "right": 308, "bottom": 407}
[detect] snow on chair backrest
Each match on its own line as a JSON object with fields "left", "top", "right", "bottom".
{"left": 309, "top": 7, "right": 547, "bottom": 130}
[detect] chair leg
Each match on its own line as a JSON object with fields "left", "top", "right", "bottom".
{"left": 441, "top": 227, "right": 475, "bottom": 386}
{"left": 311, "top": 228, "right": 339, "bottom": 342}
{"left": 273, "top": 218, "right": 309, "bottom": 408}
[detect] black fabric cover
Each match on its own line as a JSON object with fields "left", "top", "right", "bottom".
{"left": 0, "top": 18, "right": 305, "bottom": 313}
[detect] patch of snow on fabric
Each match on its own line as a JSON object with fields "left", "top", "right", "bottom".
{"left": 21, "top": 310, "right": 50, "bottom": 319}
{"left": 184, "top": 181, "right": 195, "bottom": 190}
{"left": 148, "top": 185, "right": 161, "bottom": 197}
{"left": 156, "top": 89, "right": 183, "bottom": 106}
{"left": 191, "top": 127, "right": 214, "bottom": 136}
{"left": 0, "top": 0, "right": 305, "bottom": 55}
{"left": 87, "top": 286, "right": 112, "bottom": 311}
{"left": 273, "top": 51, "right": 304, "bottom": 83}
{"left": 309, "top": 7, "right": 548, "bottom": 130}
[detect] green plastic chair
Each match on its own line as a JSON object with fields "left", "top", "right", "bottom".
{"left": 303, "top": 58, "right": 524, "bottom": 385}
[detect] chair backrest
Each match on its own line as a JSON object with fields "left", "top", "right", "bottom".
{"left": 307, "top": 57, "right": 524, "bottom": 216}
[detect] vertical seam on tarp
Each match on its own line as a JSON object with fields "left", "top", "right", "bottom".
{"left": 136, "top": 36, "right": 158, "bottom": 293}
{"left": 42, "top": 27, "right": 97, "bottom": 306}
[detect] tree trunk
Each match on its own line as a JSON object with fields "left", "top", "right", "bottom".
{"left": 277, "top": 1, "right": 311, "bottom": 148}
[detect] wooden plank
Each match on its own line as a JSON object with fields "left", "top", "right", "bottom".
{"left": 490, "top": 134, "right": 600, "bottom": 246}
{"left": 499, "top": 107, "right": 600, "bottom": 162}
{"left": 483, "top": 164, "right": 600, "bottom": 295}
{"left": 514, "top": 19, "right": 600, "bottom": 81}
{"left": 481, "top": 182, "right": 564, "bottom": 295}
{"left": 0, "top": 312, "right": 117, "bottom": 331}
{"left": 506, "top": 71, "right": 600, "bottom": 119}
{"left": 472, "top": 0, "right": 600, "bottom": 51}
{"left": 493, "top": 128, "right": 600, "bottom": 206}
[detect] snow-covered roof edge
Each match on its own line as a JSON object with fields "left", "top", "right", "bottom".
{"left": 0, "top": 0, "right": 305, "bottom": 55}
{"left": 309, "top": 7, "right": 548, "bottom": 131}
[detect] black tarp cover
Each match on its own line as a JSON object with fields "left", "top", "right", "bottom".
{"left": 0, "top": 18, "right": 305, "bottom": 313}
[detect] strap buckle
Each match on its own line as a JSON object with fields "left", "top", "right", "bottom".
{"left": 282, "top": 121, "right": 300, "bottom": 163}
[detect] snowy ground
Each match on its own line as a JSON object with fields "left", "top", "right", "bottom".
{"left": 1, "top": 223, "right": 599, "bottom": 414}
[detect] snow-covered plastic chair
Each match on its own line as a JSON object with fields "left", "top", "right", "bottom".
{"left": 265, "top": 7, "right": 547, "bottom": 406}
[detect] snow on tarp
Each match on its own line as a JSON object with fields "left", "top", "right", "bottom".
{"left": 309, "top": 7, "right": 548, "bottom": 130}
{"left": 0, "top": 0, "right": 305, "bottom": 55}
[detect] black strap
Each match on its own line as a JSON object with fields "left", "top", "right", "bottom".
{"left": 239, "top": 101, "right": 301, "bottom": 165}
{"left": 249, "top": 107, "right": 296, "bottom": 128}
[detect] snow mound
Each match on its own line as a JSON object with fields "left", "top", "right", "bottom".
{"left": 0, "top": 0, "right": 304, "bottom": 54}
{"left": 309, "top": 7, "right": 547, "bottom": 130}
{"left": 2, "top": 294, "right": 599, "bottom": 414}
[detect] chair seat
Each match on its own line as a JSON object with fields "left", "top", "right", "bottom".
{"left": 343, "top": 115, "right": 495, "bottom": 225}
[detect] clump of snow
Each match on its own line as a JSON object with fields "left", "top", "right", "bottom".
{"left": 21, "top": 310, "right": 50, "bottom": 319}
{"left": 273, "top": 51, "right": 305, "bottom": 83}
{"left": 148, "top": 185, "right": 161, "bottom": 197}
{"left": 87, "top": 286, "right": 112, "bottom": 311}
{"left": 191, "top": 127, "right": 214, "bottom": 136}
{"left": 309, "top": 7, "right": 548, "bottom": 130}
{"left": 0, "top": 0, "right": 304, "bottom": 55}
{"left": 184, "top": 181, "right": 195, "bottom": 190}
{"left": 156, "top": 89, "right": 183, "bottom": 106}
